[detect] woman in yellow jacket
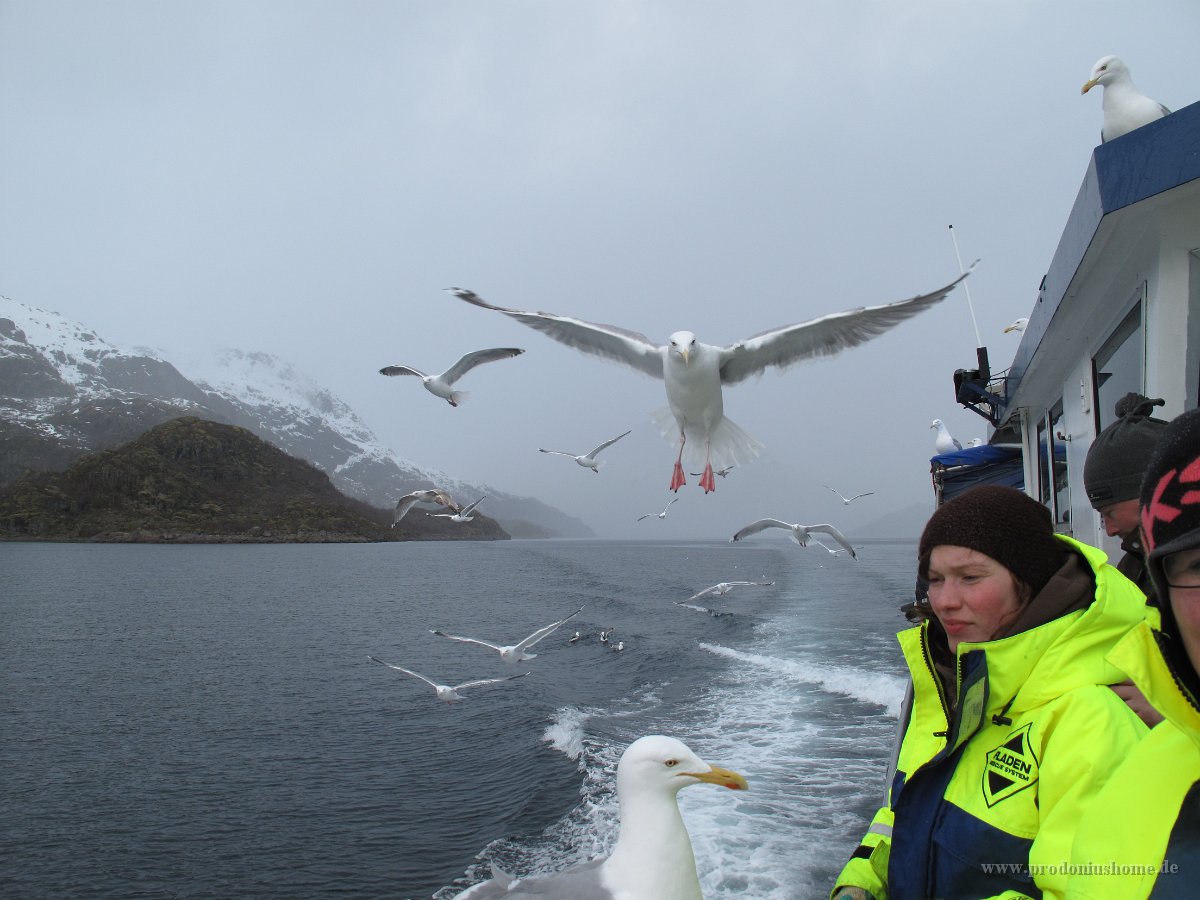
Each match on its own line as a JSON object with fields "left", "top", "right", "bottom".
{"left": 1066, "top": 408, "right": 1200, "bottom": 898}
{"left": 832, "top": 486, "right": 1149, "bottom": 900}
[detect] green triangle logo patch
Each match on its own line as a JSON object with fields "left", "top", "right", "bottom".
{"left": 983, "top": 722, "right": 1039, "bottom": 807}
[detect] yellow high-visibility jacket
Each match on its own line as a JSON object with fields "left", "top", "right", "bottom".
{"left": 833, "top": 537, "right": 1149, "bottom": 900}
{"left": 1065, "top": 620, "right": 1200, "bottom": 898}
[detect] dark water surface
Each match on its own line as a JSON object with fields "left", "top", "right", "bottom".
{"left": 2, "top": 539, "right": 915, "bottom": 898}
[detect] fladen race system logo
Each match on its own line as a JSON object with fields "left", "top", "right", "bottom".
{"left": 982, "top": 722, "right": 1039, "bottom": 807}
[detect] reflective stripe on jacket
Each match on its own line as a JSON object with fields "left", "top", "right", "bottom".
{"left": 833, "top": 536, "right": 1150, "bottom": 900}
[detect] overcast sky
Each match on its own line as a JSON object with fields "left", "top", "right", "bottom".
{"left": 1, "top": 1, "right": 1196, "bottom": 539}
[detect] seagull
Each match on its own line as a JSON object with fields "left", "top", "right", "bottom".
{"left": 825, "top": 485, "right": 874, "bottom": 505}
{"left": 636, "top": 497, "right": 679, "bottom": 522}
{"left": 447, "top": 270, "right": 971, "bottom": 494}
{"left": 366, "top": 656, "right": 529, "bottom": 704}
{"left": 964, "top": 437, "right": 985, "bottom": 447}
{"left": 930, "top": 419, "right": 962, "bottom": 454}
{"left": 679, "top": 580, "right": 775, "bottom": 604}
{"left": 379, "top": 347, "right": 524, "bottom": 407}
{"left": 391, "top": 488, "right": 461, "bottom": 527}
{"left": 731, "top": 518, "right": 858, "bottom": 559}
{"left": 568, "top": 631, "right": 583, "bottom": 644}
{"left": 430, "top": 607, "right": 584, "bottom": 664}
{"left": 1003, "top": 317, "right": 1028, "bottom": 334}
{"left": 539, "top": 429, "right": 632, "bottom": 473}
{"left": 690, "top": 465, "right": 734, "bottom": 479}
{"left": 454, "top": 735, "right": 747, "bottom": 899}
{"left": 611, "top": 641, "right": 626, "bottom": 652}
{"left": 428, "top": 495, "right": 487, "bottom": 523}
{"left": 599, "top": 628, "right": 613, "bottom": 645}
{"left": 1081, "top": 55, "right": 1170, "bottom": 143}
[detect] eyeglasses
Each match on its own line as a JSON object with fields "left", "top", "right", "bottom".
{"left": 1163, "top": 549, "right": 1200, "bottom": 589}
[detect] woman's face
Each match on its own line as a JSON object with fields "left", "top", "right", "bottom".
{"left": 927, "top": 546, "right": 1025, "bottom": 652}
{"left": 1166, "top": 546, "right": 1200, "bottom": 676}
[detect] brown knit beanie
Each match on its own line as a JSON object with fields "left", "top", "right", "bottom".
{"left": 1084, "top": 393, "right": 1169, "bottom": 509}
{"left": 918, "top": 485, "right": 1065, "bottom": 596}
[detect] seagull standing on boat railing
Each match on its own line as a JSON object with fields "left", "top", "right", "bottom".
{"left": 447, "top": 269, "right": 972, "bottom": 494}
{"left": 931, "top": 419, "right": 962, "bottom": 454}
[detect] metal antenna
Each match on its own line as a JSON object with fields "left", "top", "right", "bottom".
{"left": 948, "top": 225, "right": 982, "bottom": 347}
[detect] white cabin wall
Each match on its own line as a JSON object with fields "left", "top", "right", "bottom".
{"left": 1146, "top": 220, "right": 1197, "bottom": 418}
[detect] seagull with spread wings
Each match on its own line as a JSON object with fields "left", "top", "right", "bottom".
{"left": 731, "top": 518, "right": 858, "bottom": 559}
{"left": 367, "top": 656, "right": 529, "bottom": 703}
{"left": 539, "top": 429, "right": 631, "bottom": 473}
{"left": 679, "top": 580, "right": 775, "bottom": 604}
{"left": 825, "top": 485, "right": 875, "bottom": 506}
{"left": 391, "top": 488, "right": 461, "bottom": 526}
{"left": 448, "top": 269, "right": 970, "bottom": 493}
{"left": 430, "top": 607, "right": 584, "bottom": 664}
{"left": 427, "top": 495, "right": 487, "bottom": 523}
{"left": 379, "top": 347, "right": 524, "bottom": 407}
{"left": 636, "top": 497, "right": 679, "bottom": 522}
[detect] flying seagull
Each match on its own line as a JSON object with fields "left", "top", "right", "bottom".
{"left": 825, "top": 485, "right": 874, "bottom": 505}
{"left": 391, "top": 488, "right": 461, "bottom": 527}
{"left": 637, "top": 497, "right": 679, "bottom": 522}
{"left": 1081, "top": 55, "right": 1170, "bottom": 143}
{"left": 679, "top": 580, "right": 775, "bottom": 604}
{"left": 691, "top": 465, "right": 735, "bottom": 479}
{"left": 447, "top": 270, "right": 971, "bottom": 493}
{"left": 931, "top": 418, "right": 962, "bottom": 454}
{"left": 539, "top": 429, "right": 632, "bottom": 472}
{"left": 454, "top": 735, "right": 747, "bottom": 899}
{"left": 379, "top": 347, "right": 524, "bottom": 407}
{"left": 428, "top": 495, "right": 487, "bottom": 523}
{"left": 731, "top": 518, "right": 858, "bottom": 559}
{"left": 366, "top": 656, "right": 529, "bottom": 703}
{"left": 430, "top": 607, "right": 584, "bottom": 664}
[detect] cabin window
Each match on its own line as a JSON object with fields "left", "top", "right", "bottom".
{"left": 1036, "top": 401, "right": 1070, "bottom": 530}
{"left": 1092, "top": 299, "right": 1144, "bottom": 430}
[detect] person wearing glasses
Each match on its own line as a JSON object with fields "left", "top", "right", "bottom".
{"left": 1065, "top": 407, "right": 1200, "bottom": 898}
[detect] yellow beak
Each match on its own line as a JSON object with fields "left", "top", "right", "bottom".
{"left": 681, "top": 765, "right": 748, "bottom": 790}
{"left": 1081, "top": 78, "right": 1099, "bottom": 95}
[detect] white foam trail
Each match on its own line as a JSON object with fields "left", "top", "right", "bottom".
{"left": 542, "top": 706, "right": 589, "bottom": 762}
{"left": 699, "top": 642, "right": 906, "bottom": 717}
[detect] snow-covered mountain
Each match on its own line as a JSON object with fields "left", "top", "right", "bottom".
{"left": 0, "top": 297, "right": 592, "bottom": 537}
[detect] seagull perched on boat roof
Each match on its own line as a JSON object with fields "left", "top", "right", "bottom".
{"left": 1003, "top": 317, "right": 1028, "bottom": 334}
{"left": 931, "top": 418, "right": 962, "bottom": 454}
{"left": 1081, "top": 55, "right": 1170, "bottom": 143}
{"left": 539, "top": 429, "right": 631, "bottom": 472}
{"left": 454, "top": 735, "right": 747, "bottom": 898}
{"left": 379, "top": 347, "right": 524, "bottom": 407}
{"left": 447, "top": 269, "right": 972, "bottom": 494}
{"left": 731, "top": 518, "right": 857, "bottom": 559}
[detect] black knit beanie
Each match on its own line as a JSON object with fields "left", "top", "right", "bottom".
{"left": 1084, "top": 393, "right": 1169, "bottom": 509}
{"left": 918, "top": 485, "right": 1065, "bottom": 596}
{"left": 1140, "top": 406, "right": 1200, "bottom": 603}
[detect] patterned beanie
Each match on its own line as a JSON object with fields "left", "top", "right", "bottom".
{"left": 1140, "top": 406, "right": 1200, "bottom": 601}
{"left": 918, "top": 485, "right": 1065, "bottom": 596}
{"left": 1084, "top": 393, "right": 1169, "bottom": 509}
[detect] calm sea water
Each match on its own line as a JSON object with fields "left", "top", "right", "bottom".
{"left": 1, "top": 539, "right": 916, "bottom": 899}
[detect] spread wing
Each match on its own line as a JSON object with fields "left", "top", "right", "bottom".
{"left": 379, "top": 365, "right": 426, "bottom": 378}
{"left": 367, "top": 656, "right": 439, "bottom": 688}
{"left": 808, "top": 524, "right": 857, "bottom": 558}
{"left": 730, "top": 518, "right": 794, "bottom": 542}
{"left": 515, "top": 607, "right": 584, "bottom": 652}
{"left": 447, "top": 287, "right": 664, "bottom": 379}
{"left": 588, "top": 429, "right": 632, "bottom": 457}
{"left": 453, "top": 672, "right": 530, "bottom": 691}
{"left": 717, "top": 268, "right": 973, "bottom": 385}
{"left": 459, "top": 495, "right": 487, "bottom": 516}
{"left": 429, "top": 630, "right": 504, "bottom": 652}
{"left": 392, "top": 494, "right": 422, "bottom": 526}
{"left": 441, "top": 347, "right": 525, "bottom": 385}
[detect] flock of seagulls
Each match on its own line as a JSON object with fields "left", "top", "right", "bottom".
{"left": 363, "top": 52, "right": 1174, "bottom": 898}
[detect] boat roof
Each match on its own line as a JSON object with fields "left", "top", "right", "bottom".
{"left": 999, "top": 99, "right": 1200, "bottom": 429}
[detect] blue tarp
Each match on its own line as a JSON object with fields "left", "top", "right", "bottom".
{"left": 930, "top": 444, "right": 1024, "bottom": 504}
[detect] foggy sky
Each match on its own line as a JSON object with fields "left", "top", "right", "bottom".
{"left": 1, "top": 1, "right": 1196, "bottom": 539}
